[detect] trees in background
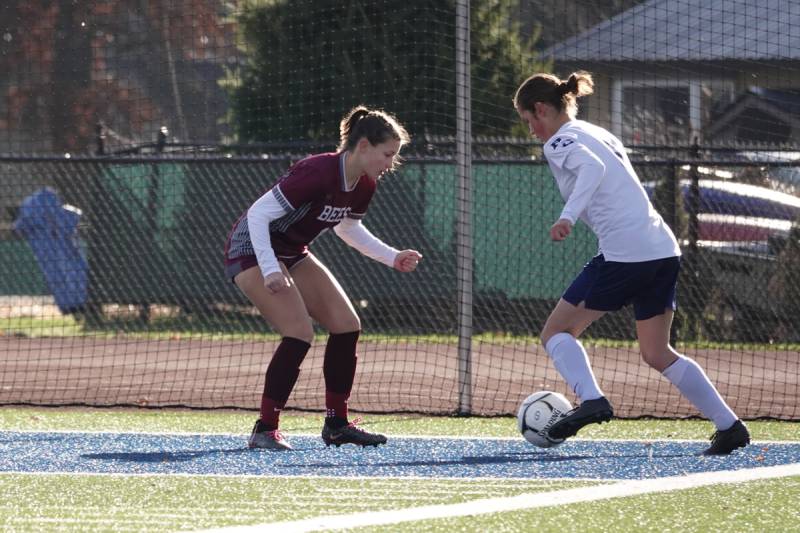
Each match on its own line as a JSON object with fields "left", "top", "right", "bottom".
{"left": 519, "top": 0, "right": 644, "bottom": 50}
{"left": 226, "top": 0, "right": 545, "bottom": 143}
{"left": 0, "top": 0, "right": 234, "bottom": 153}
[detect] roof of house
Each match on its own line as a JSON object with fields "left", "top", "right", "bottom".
{"left": 751, "top": 87, "right": 800, "bottom": 115}
{"left": 543, "top": 0, "right": 800, "bottom": 62}
{"left": 706, "top": 87, "right": 800, "bottom": 138}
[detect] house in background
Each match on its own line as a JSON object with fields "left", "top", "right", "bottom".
{"left": 542, "top": 0, "right": 800, "bottom": 146}
{"left": 706, "top": 87, "right": 800, "bottom": 145}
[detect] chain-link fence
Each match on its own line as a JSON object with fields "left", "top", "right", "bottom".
{"left": 2, "top": 147, "right": 798, "bottom": 418}
{"left": 1, "top": 0, "right": 799, "bottom": 418}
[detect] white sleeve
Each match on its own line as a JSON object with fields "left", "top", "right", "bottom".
{"left": 247, "top": 190, "right": 289, "bottom": 277}
{"left": 559, "top": 144, "right": 606, "bottom": 224}
{"left": 333, "top": 217, "right": 399, "bottom": 267}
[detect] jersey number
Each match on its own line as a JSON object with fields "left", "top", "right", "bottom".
{"left": 550, "top": 137, "right": 574, "bottom": 150}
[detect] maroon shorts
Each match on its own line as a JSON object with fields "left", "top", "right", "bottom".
{"left": 224, "top": 251, "right": 311, "bottom": 282}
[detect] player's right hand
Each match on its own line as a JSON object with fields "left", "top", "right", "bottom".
{"left": 550, "top": 219, "right": 573, "bottom": 241}
{"left": 263, "top": 271, "right": 291, "bottom": 294}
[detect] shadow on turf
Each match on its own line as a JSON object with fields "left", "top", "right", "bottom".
{"left": 82, "top": 447, "right": 249, "bottom": 463}
{"left": 356, "top": 453, "right": 587, "bottom": 468}
{"left": 291, "top": 448, "right": 695, "bottom": 470}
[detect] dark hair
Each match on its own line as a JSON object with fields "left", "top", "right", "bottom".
{"left": 338, "top": 106, "right": 410, "bottom": 152}
{"left": 513, "top": 71, "right": 594, "bottom": 118}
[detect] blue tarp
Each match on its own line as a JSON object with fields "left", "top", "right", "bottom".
{"left": 13, "top": 188, "right": 87, "bottom": 313}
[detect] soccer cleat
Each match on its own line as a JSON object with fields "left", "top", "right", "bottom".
{"left": 702, "top": 419, "right": 750, "bottom": 455}
{"left": 248, "top": 421, "right": 293, "bottom": 451}
{"left": 321, "top": 417, "right": 387, "bottom": 448}
{"left": 547, "top": 396, "right": 614, "bottom": 440}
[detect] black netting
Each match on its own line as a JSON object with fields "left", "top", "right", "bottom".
{"left": 1, "top": 1, "right": 798, "bottom": 418}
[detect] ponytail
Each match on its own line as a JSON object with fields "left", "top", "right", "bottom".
{"left": 338, "top": 106, "right": 371, "bottom": 149}
{"left": 514, "top": 70, "right": 594, "bottom": 118}
{"left": 338, "top": 105, "right": 410, "bottom": 152}
{"left": 565, "top": 71, "right": 594, "bottom": 98}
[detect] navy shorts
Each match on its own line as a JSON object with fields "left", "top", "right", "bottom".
{"left": 562, "top": 254, "right": 680, "bottom": 320}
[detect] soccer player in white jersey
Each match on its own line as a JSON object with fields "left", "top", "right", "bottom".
{"left": 224, "top": 106, "right": 422, "bottom": 450}
{"left": 513, "top": 71, "right": 749, "bottom": 455}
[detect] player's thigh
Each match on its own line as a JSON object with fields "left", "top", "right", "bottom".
{"left": 234, "top": 264, "right": 314, "bottom": 342}
{"left": 290, "top": 254, "right": 360, "bottom": 334}
{"left": 540, "top": 298, "right": 605, "bottom": 346}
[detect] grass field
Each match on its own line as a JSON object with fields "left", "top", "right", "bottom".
{"left": 1, "top": 407, "right": 798, "bottom": 532}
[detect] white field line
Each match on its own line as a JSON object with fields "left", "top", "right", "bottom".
{"left": 198, "top": 463, "right": 800, "bottom": 533}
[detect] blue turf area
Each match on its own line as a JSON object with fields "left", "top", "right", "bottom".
{"left": 1, "top": 431, "right": 797, "bottom": 480}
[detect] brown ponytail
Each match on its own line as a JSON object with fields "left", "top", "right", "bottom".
{"left": 514, "top": 71, "right": 594, "bottom": 118}
{"left": 338, "top": 105, "right": 410, "bottom": 152}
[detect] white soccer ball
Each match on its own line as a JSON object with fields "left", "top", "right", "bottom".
{"left": 517, "top": 391, "right": 573, "bottom": 448}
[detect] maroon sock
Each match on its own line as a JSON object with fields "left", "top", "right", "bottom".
{"left": 259, "top": 336, "right": 311, "bottom": 428}
{"left": 323, "top": 331, "right": 360, "bottom": 420}
{"left": 325, "top": 392, "right": 350, "bottom": 421}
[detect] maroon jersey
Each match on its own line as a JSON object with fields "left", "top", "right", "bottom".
{"left": 226, "top": 152, "right": 376, "bottom": 260}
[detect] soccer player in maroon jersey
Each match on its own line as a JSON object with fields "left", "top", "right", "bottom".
{"left": 224, "top": 106, "right": 422, "bottom": 450}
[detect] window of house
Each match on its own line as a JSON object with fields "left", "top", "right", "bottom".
{"left": 623, "top": 86, "right": 690, "bottom": 145}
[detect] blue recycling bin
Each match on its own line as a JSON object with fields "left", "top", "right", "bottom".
{"left": 13, "top": 188, "right": 88, "bottom": 313}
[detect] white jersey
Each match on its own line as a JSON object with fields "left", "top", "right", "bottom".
{"left": 543, "top": 120, "right": 681, "bottom": 262}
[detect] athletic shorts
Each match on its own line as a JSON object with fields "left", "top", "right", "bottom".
{"left": 224, "top": 251, "right": 310, "bottom": 283}
{"left": 562, "top": 254, "right": 680, "bottom": 321}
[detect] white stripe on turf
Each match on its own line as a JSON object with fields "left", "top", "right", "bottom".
{"left": 198, "top": 462, "right": 800, "bottom": 533}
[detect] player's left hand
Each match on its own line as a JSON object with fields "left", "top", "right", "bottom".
{"left": 394, "top": 250, "right": 423, "bottom": 272}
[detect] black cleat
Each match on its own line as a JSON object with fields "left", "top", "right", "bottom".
{"left": 702, "top": 419, "right": 750, "bottom": 455}
{"left": 321, "top": 418, "right": 387, "bottom": 448}
{"left": 547, "top": 396, "right": 614, "bottom": 440}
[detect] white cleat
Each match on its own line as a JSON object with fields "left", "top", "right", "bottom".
{"left": 248, "top": 422, "right": 293, "bottom": 451}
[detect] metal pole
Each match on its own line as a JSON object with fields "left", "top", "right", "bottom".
{"left": 455, "top": 0, "right": 473, "bottom": 414}
{"left": 667, "top": 159, "right": 679, "bottom": 346}
{"left": 140, "top": 126, "right": 168, "bottom": 323}
{"left": 686, "top": 137, "right": 701, "bottom": 340}
{"left": 95, "top": 123, "right": 106, "bottom": 156}
{"left": 688, "top": 137, "right": 700, "bottom": 252}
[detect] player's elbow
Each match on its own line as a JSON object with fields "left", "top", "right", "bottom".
{"left": 333, "top": 219, "right": 352, "bottom": 238}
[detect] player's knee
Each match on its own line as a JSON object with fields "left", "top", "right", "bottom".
{"left": 639, "top": 345, "right": 672, "bottom": 371}
{"left": 281, "top": 324, "right": 314, "bottom": 344}
{"left": 639, "top": 344, "right": 655, "bottom": 364}
{"left": 540, "top": 331, "right": 552, "bottom": 349}
{"left": 330, "top": 312, "right": 360, "bottom": 334}
{"left": 540, "top": 325, "right": 560, "bottom": 348}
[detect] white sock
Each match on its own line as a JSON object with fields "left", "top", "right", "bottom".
{"left": 544, "top": 332, "right": 603, "bottom": 402}
{"left": 662, "top": 354, "right": 737, "bottom": 430}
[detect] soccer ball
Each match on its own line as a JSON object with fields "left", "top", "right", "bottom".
{"left": 517, "top": 391, "right": 573, "bottom": 448}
